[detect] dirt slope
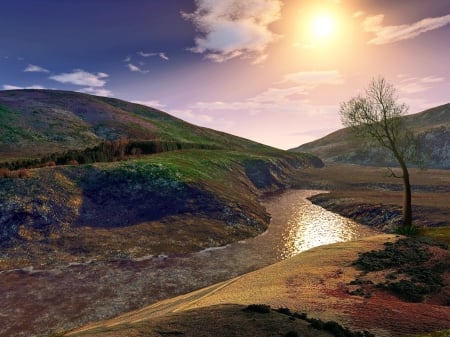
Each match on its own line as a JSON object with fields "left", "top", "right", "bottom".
{"left": 67, "top": 234, "right": 450, "bottom": 337}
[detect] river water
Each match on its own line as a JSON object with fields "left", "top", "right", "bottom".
{"left": 185, "top": 189, "right": 379, "bottom": 276}
{"left": 1, "top": 189, "right": 380, "bottom": 337}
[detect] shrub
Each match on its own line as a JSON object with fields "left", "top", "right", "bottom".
{"left": 276, "top": 307, "right": 292, "bottom": 315}
{"left": 396, "top": 225, "right": 419, "bottom": 235}
{"left": 45, "top": 161, "right": 57, "bottom": 167}
{"left": 381, "top": 280, "right": 427, "bottom": 302}
{"left": 0, "top": 168, "right": 10, "bottom": 178}
{"left": 284, "top": 331, "right": 299, "bottom": 337}
{"left": 17, "top": 169, "right": 30, "bottom": 178}
{"left": 243, "top": 304, "right": 271, "bottom": 313}
{"left": 351, "top": 237, "right": 449, "bottom": 303}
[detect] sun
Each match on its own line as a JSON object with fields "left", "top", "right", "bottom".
{"left": 310, "top": 13, "right": 336, "bottom": 40}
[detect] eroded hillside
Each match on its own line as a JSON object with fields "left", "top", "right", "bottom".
{"left": 0, "top": 149, "right": 323, "bottom": 270}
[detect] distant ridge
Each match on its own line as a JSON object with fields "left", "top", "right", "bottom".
{"left": 290, "top": 103, "right": 450, "bottom": 169}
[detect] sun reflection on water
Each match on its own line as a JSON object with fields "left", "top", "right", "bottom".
{"left": 269, "top": 190, "right": 378, "bottom": 260}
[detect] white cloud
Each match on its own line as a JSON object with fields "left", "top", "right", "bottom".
{"left": 282, "top": 70, "right": 344, "bottom": 86}
{"left": 190, "top": 70, "right": 344, "bottom": 115}
{"left": 127, "top": 63, "right": 149, "bottom": 73}
{"left": 363, "top": 13, "right": 450, "bottom": 44}
{"left": 171, "top": 108, "right": 218, "bottom": 126}
{"left": 159, "top": 53, "right": 169, "bottom": 61}
{"left": 24, "top": 64, "right": 49, "bottom": 73}
{"left": 50, "top": 69, "right": 108, "bottom": 87}
{"left": 183, "top": 0, "right": 283, "bottom": 63}
{"left": 138, "top": 51, "right": 156, "bottom": 57}
{"left": 399, "top": 82, "right": 430, "bottom": 94}
{"left": 132, "top": 100, "right": 166, "bottom": 109}
{"left": 77, "top": 87, "right": 113, "bottom": 97}
{"left": 421, "top": 76, "right": 445, "bottom": 83}
{"left": 398, "top": 75, "right": 446, "bottom": 94}
{"left": 3, "top": 84, "right": 45, "bottom": 90}
{"left": 124, "top": 55, "right": 132, "bottom": 62}
{"left": 176, "top": 69, "right": 347, "bottom": 148}
{"left": 138, "top": 51, "right": 169, "bottom": 61}
{"left": 352, "top": 11, "right": 364, "bottom": 18}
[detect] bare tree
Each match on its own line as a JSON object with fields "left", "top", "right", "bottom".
{"left": 340, "top": 77, "right": 420, "bottom": 229}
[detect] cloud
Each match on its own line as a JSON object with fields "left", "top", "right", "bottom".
{"left": 126, "top": 63, "right": 149, "bottom": 73}
{"left": 190, "top": 70, "right": 344, "bottom": 114}
{"left": 137, "top": 51, "right": 169, "bottom": 60}
{"left": 3, "top": 84, "right": 45, "bottom": 90}
{"left": 398, "top": 75, "right": 446, "bottom": 94}
{"left": 50, "top": 69, "right": 108, "bottom": 87}
{"left": 176, "top": 69, "right": 347, "bottom": 148}
{"left": 77, "top": 87, "right": 113, "bottom": 97}
{"left": 183, "top": 0, "right": 282, "bottom": 63}
{"left": 363, "top": 13, "right": 450, "bottom": 44}
{"left": 171, "top": 108, "right": 218, "bottom": 126}
{"left": 421, "top": 76, "right": 445, "bottom": 83}
{"left": 282, "top": 70, "right": 344, "bottom": 86}
{"left": 132, "top": 99, "right": 166, "bottom": 109}
{"left": 159, "top": 53, "right": 169, "bottom": 61}
{"left": 24, "top": 64, "right": 49, "bottom": 73}
{"left": 352, "top": 11, "right": 364, "bottom": 18}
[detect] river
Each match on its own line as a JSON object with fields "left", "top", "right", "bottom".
{"left": 180, "top": 189, "right": 379, "bottom": 278}
{"left": 1, "top": 189, "right": 380, "bottom": 337}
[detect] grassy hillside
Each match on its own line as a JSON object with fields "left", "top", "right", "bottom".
{"left": 0, "top": 149, "right": 322, "bottom": 270}
{"left": 0, "top": 89, "right": 275, "bottom": 161}
{"left": 290, "top": 103, "right": 450, "bottom": 169}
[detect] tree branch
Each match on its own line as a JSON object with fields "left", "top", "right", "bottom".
{"left": 386, "top": 167, "right": 403, "bottom": 179}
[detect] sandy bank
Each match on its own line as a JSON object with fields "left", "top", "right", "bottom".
{"left": 67, "top": 234, "right": 450, "bottom": 337}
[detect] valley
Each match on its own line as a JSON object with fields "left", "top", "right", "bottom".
{"left": 0, "top": 90, "right": 448, "bottom": 337}
{"left": 0, "top": 189, "right": 378, "bottom": 337}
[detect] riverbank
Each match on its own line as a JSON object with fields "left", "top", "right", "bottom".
{"left": 3, "top": 164, "right": 449, "bottom": 337}
{"left": 0, "top": 189, "right": 375, "bottom": 337}
{"left": 290, "top": 164, "right": 450, "bottom": 238}
{"left": 66, "top": 234, "right": 450, "bottom": 337}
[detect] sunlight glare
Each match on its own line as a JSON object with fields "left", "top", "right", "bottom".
{"left": 310, "top": 13, "right": 335, "bottom": 40}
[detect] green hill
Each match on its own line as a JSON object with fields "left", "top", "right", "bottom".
{"left": 0, "top": 89, "right": 277, "bottom": 161}
{"left": 0, "top": 89, "right": 323, "bottom": 271}
{"left": 290, "top": 103, "right": 450, "bottom": 169}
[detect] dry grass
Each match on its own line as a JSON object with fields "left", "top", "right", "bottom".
{"left": 66, "top": 234, "right": 450, "bottom": 337}
{"left": 291, "top": 163, "right": 450, "bottom": 191}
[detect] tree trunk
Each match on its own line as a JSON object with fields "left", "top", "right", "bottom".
{"left": 401, "top": 164, "right": 412, "bottom": 227}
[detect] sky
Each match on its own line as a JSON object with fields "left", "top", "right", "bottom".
{"left": 1, "top": 0, "right": 449, "bottom": 150}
